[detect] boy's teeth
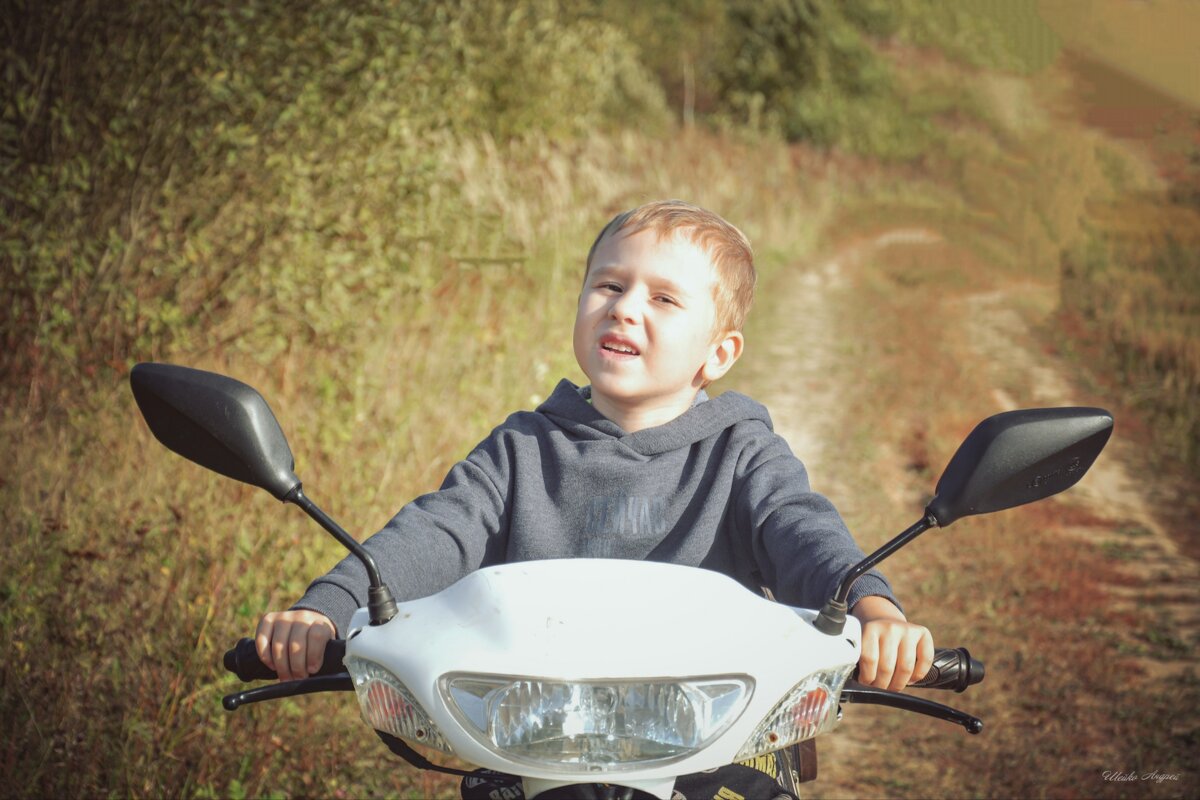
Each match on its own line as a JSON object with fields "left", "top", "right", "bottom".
{"left": 604, "top": 343, "right": 637, "bottom": 354}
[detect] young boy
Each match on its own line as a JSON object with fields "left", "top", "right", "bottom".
{"left": 257, "top": 200, "right": 933, "bottom": 796}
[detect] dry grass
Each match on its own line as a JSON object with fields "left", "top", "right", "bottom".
{"left": 1059, "top": 200, "right": 1200, "bottom": 471}
{"left": 0, "top": 127, "right": 830, "bottom": 799}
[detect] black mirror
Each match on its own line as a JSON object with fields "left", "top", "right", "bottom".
{"left": 815, "top": 405, "right": 1115, "bottom": 636}
{"left": 130, "top": 363, "right": 301, "bottom": 500}
{"left": 925, "top": 407, "right": 1113, "bottom": 527}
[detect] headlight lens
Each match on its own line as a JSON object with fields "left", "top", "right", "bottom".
{"left": 734, "top": 666, "right": 851, "bottom": 761}
{"left": 346, "top": 656, "right": 454, "bottom": 755}
{"left": 441, "top": 674, "right": 753, "bottom": 772}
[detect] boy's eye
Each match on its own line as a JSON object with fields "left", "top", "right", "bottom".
{"left": 597, "top": 282, "right": 622, "bottom": 292}
{"left": 655, "top": 295, "right": 678, "bottom": 306}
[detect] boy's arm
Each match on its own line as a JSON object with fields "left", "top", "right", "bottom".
{"left": 297, "top": 449, "right": 510, "bottom": 622}
{"left": 735, "top": 428, "right": 933, "bottom": 689}
{"left": 737, "top": 436, "right": 898, "bottom": 612}
{"left": 256, "top": 423, "right": 518, "bottom": 678}
{"left": 852, "top": 595, "right": 934, "bottom": 691}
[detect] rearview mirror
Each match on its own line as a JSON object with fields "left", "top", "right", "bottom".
{"left": 130, "top": 363, "right": 301, "bottom": 501}
{"left": 925, "top": 407, "right": 1113, "bottom": 527}
{"left": 816, "top": 405, "right": 1114, "bottom": 636}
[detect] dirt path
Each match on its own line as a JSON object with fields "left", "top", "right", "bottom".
{"left": 736, "top": 229, "right": 945, "bottom": 798}
{"left": 963, "top": 287, "right": 1200, "bottom": 680}
{"left": 741, "top": 229, "right": 941, "bottom": 495}
{"left": 737, "top": 230, "right": 1200, "bottom": 798}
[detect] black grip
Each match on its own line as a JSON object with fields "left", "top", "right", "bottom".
{"left": 910, "top": 647, "right": 984, "bottom": 692}
{"left": 223, "top": 637, "right": 347, "bottom": 682}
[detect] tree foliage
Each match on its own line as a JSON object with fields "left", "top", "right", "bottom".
{"left": 1, "top": 0, "right": 665, "bottom": 398}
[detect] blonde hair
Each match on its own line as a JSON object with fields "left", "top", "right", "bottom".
{"left": 585, "top": 200, "right": 756, "bottom": 334}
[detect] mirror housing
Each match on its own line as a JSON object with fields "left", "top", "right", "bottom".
{"left": 815, "top": 405, "right": 1114, "bottom": 636}
{"left": 925, "top": 407, "right": 1113, "bottom": 527}
{"left": 130, "top": 363, "right": 301, "bottom": 501}
{"left": 130, "top": 362, "right": 398, "bottom": 624}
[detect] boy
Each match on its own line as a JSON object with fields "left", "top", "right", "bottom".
{"left": 258, "top": 200, "right": 934, "bottom": 795}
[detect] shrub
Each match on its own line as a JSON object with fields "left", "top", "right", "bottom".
{"left": 0, "top": 0, "right": 666, "bottom": 404}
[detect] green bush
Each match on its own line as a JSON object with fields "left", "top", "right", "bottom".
{"left": 0, "top": 0, "right": 665, "bottom": 403}
{"left": 889, "top": 0, "right": 1061, "bottom": 74}
{"left": 703, "top": 0, "right": 949, "bottom": 160}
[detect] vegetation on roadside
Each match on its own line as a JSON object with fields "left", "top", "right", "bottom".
{"left": 1, "top": 0, "right": 667, "bottom": 403}
{"left": 1060, "top": 201, "right": 1200, "bottom": 470}
{"left": 1, "top": 0, "right": 1196, "bottom": 798}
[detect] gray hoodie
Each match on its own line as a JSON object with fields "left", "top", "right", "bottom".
{"left": 295, "top": 379, "right": 895, "bottom": 635}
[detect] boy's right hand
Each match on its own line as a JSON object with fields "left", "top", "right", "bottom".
{"left": 255, "top": 609, "right": 336, "bottom": 681}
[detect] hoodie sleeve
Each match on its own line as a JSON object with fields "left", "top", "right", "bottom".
{"left": 290, "top": 425, "right": 514, "bottom": 637}
{"left": 735, "top": 427, "right": 899, "bottom": 612}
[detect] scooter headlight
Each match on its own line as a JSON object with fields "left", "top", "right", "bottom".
{"left": 346, "top": 656, "right": 455, "bottom": 755}
{"left": 734, "top": 666, "right": 852, "bottom": 760}
{"left": 441, "top": 674, "right": 753, "bottom": 772}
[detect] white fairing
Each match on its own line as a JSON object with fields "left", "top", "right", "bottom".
{"left": 345, "top": 559, "right": 860, "bottom": 799}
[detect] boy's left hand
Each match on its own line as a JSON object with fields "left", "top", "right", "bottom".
{"left": 851, "top": 595, "right": 934, "bottom": 692}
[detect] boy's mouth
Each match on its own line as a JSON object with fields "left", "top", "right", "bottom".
{"left": 599, "top": 334, "right": 641, "bottom": 357}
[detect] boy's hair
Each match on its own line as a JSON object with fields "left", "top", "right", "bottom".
{"left": 585, "top": 200, "right": 756, "bottom": 334}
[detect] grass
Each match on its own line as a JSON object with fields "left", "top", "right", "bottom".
{"left": 1058, "top": 206, "right": 1200, "bottom": 470}
{"left": 0, "top": 127, "right": 828, "bottom": 799}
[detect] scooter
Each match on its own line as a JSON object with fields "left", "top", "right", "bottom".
{"left": 130, "top": 362, "right": 1113, "bottom": 799}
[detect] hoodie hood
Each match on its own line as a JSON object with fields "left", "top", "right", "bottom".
{"left": 537, "top": 379, "right": 774, "bottom": 456}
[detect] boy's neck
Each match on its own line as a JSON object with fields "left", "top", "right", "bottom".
{"left": 589, "top": 388, "right": 702, "bottom": 433}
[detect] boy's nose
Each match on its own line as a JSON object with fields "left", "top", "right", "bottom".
{"left": 608, "top": 292, "right": 643, "bottom": 324}
{"left": 604, "top": 296, "right": 643, "bottom": 323}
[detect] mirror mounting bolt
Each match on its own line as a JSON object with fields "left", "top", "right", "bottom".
{"left": 367, "top": 585, "right": 399, "bottom": 626}
{"left": 813, "top": 598, "right": 848, "bottom": 636}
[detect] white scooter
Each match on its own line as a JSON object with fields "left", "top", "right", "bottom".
{"left": 130, "top": 363, "right": 1113, "bottom": 800}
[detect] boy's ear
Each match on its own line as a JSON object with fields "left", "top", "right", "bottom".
{"left": 701, "top": 330, "right": 744, "bottom": 384}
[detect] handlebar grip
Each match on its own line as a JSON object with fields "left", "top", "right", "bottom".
{"left": 223, "top": 637, "right": 347, "bottom": 682}
{"left": 910, "top": 647, "right": 984, "bottom": 692}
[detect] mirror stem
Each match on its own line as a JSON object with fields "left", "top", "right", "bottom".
{"left": 813, "top": 513, "right": 937, "bottom": 635}
{"left": 286, "top": 487, "right": 398, "bottom": 625}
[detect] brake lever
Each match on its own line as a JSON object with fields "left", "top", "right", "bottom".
{"left": 222, "top": 673, "right": 353, "bottom": 711}
{"left": 840, "top": 680, "right": 984, "bottom": 734}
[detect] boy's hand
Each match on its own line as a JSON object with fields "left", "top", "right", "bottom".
{"left": 255, "top": 609, "right": 336, "bottom": 682}
{"left": 851, "top": 596, "right": 934, "bottom": 692}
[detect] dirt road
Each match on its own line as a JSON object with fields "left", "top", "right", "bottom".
{"left": 730, "top": 231, "right": 1200, "bottom": 798}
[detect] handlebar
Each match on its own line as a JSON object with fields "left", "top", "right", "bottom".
{"left": 224, "top": 639, "right": 981, "bottom": 690}
{"left": 842, "top": 647, "right": 984, "bottom": 733}
{"left": 226, "top": 637, "right": 980, "bottom": 693}
{"left": 223, "top": 637, "right": 347, "bottom": 682}
{"left": 910, "top": 647, "right": 984, "bottom": 692}
{"left": 852, "top": 646, "right": 984, "bottom": 692}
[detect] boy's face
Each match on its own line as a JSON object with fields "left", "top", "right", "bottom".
{"left": 573, "top": 228, "right": 742, "bottom": 427}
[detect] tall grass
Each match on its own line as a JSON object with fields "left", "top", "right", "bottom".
{"left": 1060, "top": 200, "right": 1200, "bottom": 469}
{"left": 0, "top": 0, "right": 668, "bottom": 402}
{"left": 0, "top": 127, "right": 827, "bottom": 799}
